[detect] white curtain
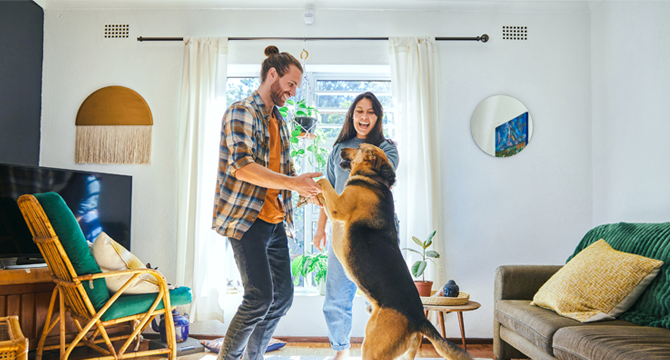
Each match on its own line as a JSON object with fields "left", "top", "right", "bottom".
{"left": 389, "top": 37, "right": 445, "bottom": 287}
{"left": 176, "top": 37, "right": 229, "bottom": 322}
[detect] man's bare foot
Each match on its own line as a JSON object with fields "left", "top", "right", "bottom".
{"left": 331, "top": 349, "right": 350, "bottom": 360}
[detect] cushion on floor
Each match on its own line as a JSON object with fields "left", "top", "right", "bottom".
{"left": 553, "top": 325, "right": 670, "bottom": 360}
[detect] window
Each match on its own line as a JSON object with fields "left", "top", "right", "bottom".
{"left": 225, "top": 73, "right": 396, "bottom": 291}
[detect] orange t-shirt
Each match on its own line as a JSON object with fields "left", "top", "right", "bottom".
{"left": 257, "top": 113, "right": 286, "bottom": 224}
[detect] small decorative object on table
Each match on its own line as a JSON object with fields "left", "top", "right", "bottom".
{"left": 0, "top": 316, "right": 28, "bottom": 360}
{"left": 443, "top": 279, "right": 460, "bottom": 297}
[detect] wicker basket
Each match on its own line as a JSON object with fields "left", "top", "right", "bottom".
{"left": 0, "top": 316, "right": 28, "bottom": 360}
{"left": 421, "top": 292, "right": 470, "bottom": 306}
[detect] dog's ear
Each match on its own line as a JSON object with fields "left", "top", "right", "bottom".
{"left": 379, "top": 162, "right": 396, "bottom": 187}
{"left": 365, "top": 150, "right": 383, "bottom": 171}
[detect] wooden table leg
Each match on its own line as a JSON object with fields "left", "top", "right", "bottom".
{"left": 437, "top": 311, "right": 446, "bottom": 338}
{"left": 457, "top": 311, "right": 466, "bottom": 351}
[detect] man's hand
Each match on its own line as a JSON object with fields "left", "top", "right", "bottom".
{"left": 292, "top": 172, "right": 322, "bottom": 198}
{"left": 313, "top": 227, "right": 326, "bottom": 252}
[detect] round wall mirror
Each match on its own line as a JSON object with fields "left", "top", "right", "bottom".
{"left": 470, "top": 95, "right": 533, "bottom": 158}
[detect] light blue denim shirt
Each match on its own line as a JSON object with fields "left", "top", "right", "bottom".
{"left": 326, "top": 137, "right": 399, "bottom": 194}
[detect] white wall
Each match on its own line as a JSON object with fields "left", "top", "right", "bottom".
{"left": 592, "top": 1, "right": 670, "bottom": 225}
{"left": 40, "top": 2, "right": 593, "bottom": 339}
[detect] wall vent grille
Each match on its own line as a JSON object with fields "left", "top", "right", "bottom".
{"left": 104, "top": 24, "right": 129, "bottom": 38}
{"left": 503, "top": 26, "right": 527, "bottom": 40}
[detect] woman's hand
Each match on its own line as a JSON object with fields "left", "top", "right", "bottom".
{"left": 313, "top": 227, "right": 327, "bottom": 252}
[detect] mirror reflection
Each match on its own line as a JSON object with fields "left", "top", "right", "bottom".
{"left": 470, "top": 95, "right": 533, "bottom": 157}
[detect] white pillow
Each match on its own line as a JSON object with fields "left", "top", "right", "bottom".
{"left": 91, "top": 232, "right": 162, "bottom": 294}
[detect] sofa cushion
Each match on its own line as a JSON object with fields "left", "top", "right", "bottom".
{"left": 532, "top": 239, "right": 663, "bottom": 322}
{"left": 553, "top": 325, "right": 670, "bottom": 360}
{"left": 496, "top": 300, "right": 637, "bottom": 356}
{"left": 570, "top": 222, "right": 670, "bottom": 329}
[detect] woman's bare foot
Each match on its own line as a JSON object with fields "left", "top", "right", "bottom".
{"left": 331, "top": 349, "right": 350, "bottom": 360}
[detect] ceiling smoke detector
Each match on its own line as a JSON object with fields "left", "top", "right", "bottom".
{"left": 304, "top": 9, "right": 315, "bottom": 25}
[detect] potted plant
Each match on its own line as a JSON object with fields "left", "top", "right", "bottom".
{"left": 279, "top": 99, "right": 319, "bottom": 137}
{"left": 291, "top": 251, "right": 328, "bottom": 295}
{"left": 402, "top": 230, "right": 441, "bottom": 296}
{"left": 279, "top": 99, "right": 329, "bottom": 172}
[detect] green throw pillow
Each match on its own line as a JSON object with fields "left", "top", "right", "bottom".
{"left": 34, "top": 192, "right": 110, "bottom": 310}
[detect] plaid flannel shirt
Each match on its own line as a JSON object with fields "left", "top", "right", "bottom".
{"left": 212, "top": 91, "right": 296, "bottom": 240}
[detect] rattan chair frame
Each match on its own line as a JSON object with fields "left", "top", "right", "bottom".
{"left": 0, "top": 316, "right": 28, "bottom": 360}
{"left": 17, "top": 195, "right": 177, "bottom": 360}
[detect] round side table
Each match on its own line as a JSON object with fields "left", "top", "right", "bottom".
{"left": 423, "top": 300, "right": 481, "bottom": 350}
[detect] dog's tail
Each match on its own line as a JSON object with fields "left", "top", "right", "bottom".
{"left": 418, "top": 320, "right": 473, "bottom": 360}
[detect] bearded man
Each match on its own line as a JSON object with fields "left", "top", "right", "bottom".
{"left": 212, "top": 45, "right": 322, "bottom": 360}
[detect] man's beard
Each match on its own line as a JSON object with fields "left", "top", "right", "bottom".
{"left": 270, "top": 79, "right": 286, "bottom": 107}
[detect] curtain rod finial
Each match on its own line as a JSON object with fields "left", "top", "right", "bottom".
{"left": 480, "top": 34, "right": 489, "bottom": 43}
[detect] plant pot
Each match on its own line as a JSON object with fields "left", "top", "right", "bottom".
{"left": 319, "top": 281, "right": 326, "bottom": 296}
{"left": 414, "top": 280, "right": 433, "bottom": 297}
{"left": 294, "top": 116, "right": 317, "bottom": 137}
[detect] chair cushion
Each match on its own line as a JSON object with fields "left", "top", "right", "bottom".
{"left": 495, "top": 300, "right": 636, "bottom": 356}
{"left": 34, "top": 192, "right": 110, "bottom": 310}
{"left": 100, "top": 286, "right": 193, "bottom": 322}
{"left": 532, "top": 239, "right": 663, "bottom": 323}
{"left": 553, "top": 325, "right": 670, "bottom": 360}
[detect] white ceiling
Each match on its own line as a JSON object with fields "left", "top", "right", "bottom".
{"left": 31, "top": 0, "right": 599, "bottom": 11}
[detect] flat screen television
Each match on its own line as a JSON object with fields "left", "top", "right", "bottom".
{"left": 0, "top": 163, "right": 132, "bottom": 264}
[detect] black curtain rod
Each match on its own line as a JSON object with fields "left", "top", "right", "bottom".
{"left": 137, "top": 34, "right": 489, "bottom": 43}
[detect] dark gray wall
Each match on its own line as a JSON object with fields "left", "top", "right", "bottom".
{"left": 0, "top": 0, "right": 43, "bottom": 166}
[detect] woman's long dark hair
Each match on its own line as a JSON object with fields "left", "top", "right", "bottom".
{"left": 333, "top": 92, "right": 387, "bottom": 147}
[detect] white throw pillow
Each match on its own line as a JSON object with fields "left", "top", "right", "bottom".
{"left": 90, "top": 232, "right": 162, "bottom": 294}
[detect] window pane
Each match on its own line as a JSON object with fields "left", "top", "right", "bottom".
{"left": 320, "top": 113, "right": 346, "bottom": 125}
{"left": 317, "top": 80, "right": 392, "bottom": 92}
{"left": 317, "top": 94, "right": 393, "bottom": 109}
{"left": 226, "top": 77, "right": 260, "bottom": 105}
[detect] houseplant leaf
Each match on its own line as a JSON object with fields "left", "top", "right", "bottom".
{"left": 402, "top": 248, "right": 423, "bottom": 257}
{"left": 412, "top": 236, "right": 423, "bottom": 247}
{"left": 425, "top": 250, "right": 440, "bottom": 258}
{"left": 412, "top": 260, "right": 427, "bottom": 278}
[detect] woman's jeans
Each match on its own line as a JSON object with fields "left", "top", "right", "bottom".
{"left": 322, "top": 213, "right": 400, "bottom": 351}
{"left": 218, "top": 219, "right": 294, "bottom": 360}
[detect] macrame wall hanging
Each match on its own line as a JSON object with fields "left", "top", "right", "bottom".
{"left": 75, "top": 86, "right": 153, "bottom": 164}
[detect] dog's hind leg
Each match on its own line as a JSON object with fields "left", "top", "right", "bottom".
{"left": 396, "top": 332, "right": 422, "bottom": 360}
{"left": 362, "top": 308, "right": 411, "bottom": 360}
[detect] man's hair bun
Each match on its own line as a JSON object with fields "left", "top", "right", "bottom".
{"left": 264, "top": 45, "right": 280, "bottom": 57}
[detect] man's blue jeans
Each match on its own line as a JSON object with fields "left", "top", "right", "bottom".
{"left": 218, "top": 219, "right": 294, "bottom": 360}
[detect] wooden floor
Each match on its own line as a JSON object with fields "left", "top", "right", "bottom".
{"left": 33, "top": 339, "right": 495, "bottom": 359}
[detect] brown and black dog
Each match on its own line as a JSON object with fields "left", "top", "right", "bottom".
{"left": 315, "top": 143, "right": 472, "bottom": 360}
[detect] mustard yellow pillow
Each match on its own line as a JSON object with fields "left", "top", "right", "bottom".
{"left": 531, "top": 239, "right": 663, "bottom": 323}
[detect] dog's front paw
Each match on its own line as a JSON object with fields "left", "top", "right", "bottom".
{"left": 317, "top": 178, "right": 331, "bottom": 188}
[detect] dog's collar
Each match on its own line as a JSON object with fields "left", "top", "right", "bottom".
{"left": 367, "top": 175, "right": 390, "bottom": 188}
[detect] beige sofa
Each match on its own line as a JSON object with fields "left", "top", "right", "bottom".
{"left": 494, "top": 264, "right": 670, "bottom": 360}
